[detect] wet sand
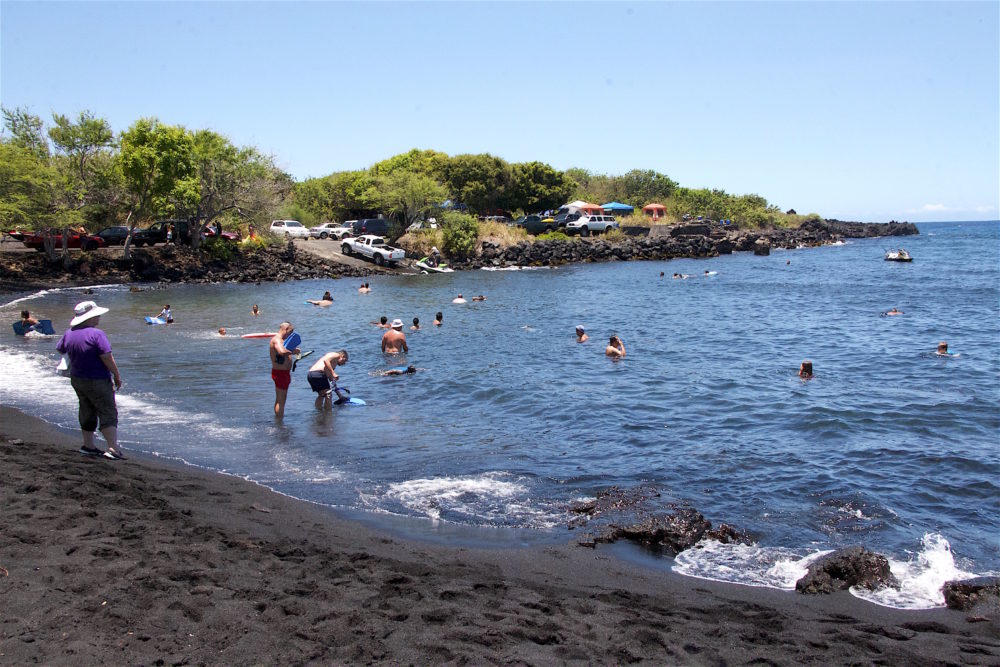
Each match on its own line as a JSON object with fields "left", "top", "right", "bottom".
{"left": 2, "top": 405, "right": 997, "bottom": 665}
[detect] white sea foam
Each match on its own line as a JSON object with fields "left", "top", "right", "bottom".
{"left": 379, "top": 472, "right": 561, "bottom": 527}
{"left": 674, "top": 533, "right": 990, "bottom": 610}
{"left": 479, "top": 265, "right": 554, "bottom": 272}
{"left": 851, "top": 533, "right": 983, "bottom": 610}
{"left": 673, "top": 540, "right": 831, "bottom": 590}
{"left": 0, "top": 283, "right": 128, "bottom": 309}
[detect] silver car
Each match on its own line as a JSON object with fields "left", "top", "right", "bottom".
{"left": 269, "top": 219, "right": 311, "bottom": 239}
{"left": 310, "top": 222, "right": 352, "bottom": 240}
{"left": 565, "top": 214, "right": 619, "bottom": 237}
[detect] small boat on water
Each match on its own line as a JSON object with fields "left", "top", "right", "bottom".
{"left": 885, "top": 248, "right": 913, "bottom": 262}
{"left": 416, "top": 257, "right": 454, "bottom": 273}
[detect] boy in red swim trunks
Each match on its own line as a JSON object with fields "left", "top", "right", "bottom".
{"left": 269, "top": 322, "right": 300, "bottom": 419}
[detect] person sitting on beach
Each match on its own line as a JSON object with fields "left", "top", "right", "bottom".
{"left": 452, "top": 294, "right": 467, "bottom": 304}
{"left": 307, "top": 291, "right": 333, "bottom": 307}
{"left": 472, "top": 295, "right": 486, "bottom": 302}
{"left": 576, "top": 325, "right": 588, "bottom": 343}
{"left": 251, "top": 304, "right": 260, "bottom": 316}
{"left": 154, "top": 304, "right": 173, "bottom": 323}
{"left": 381, "top": 319, "right": 409, "bottom": 354}
{"left": 371, "top": 315, "right": 390, "bottom": 328}
{"left": 799, "top": 360, "right": 813, "bottom": 378}
{"left": 269, "top": 322, "right": 300, "bottom": 420}
{"left": 411, "top": 317, "right": 420, "bottom": 331}
{"left": 307, "top": 350, "right": 349, "bottom": 410}
{"left": 218, "top": 328, "right": 227, "bottom": 336}
{"left": 383, "top": 365, "right": 417, "bottom": 376}
{"left": 882, "top": 308, "right": 903, "bottom": 316}
{"left": 606, "top": 335, "right": 626, "bottom": 359}
{"left": 20, "top": 310, "right": 39, "bottom": 330}
{"left": 433, "top": 312, "right": 443, "bottom": 326}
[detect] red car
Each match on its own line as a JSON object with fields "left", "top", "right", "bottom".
{"left": 22, "top": 232, "right": 106, "bottom": 251}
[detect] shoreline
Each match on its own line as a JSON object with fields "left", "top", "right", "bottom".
{"left": 2, "top": 405, "right": 997, "bottom": 664}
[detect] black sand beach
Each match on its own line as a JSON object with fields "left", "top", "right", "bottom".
{"left": 2, "top": 406, "right": 997, "bottom": 665}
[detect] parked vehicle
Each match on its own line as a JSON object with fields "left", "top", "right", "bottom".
{"left": 270, "top": 219, "right": 311, "bottom": 239}
{"left": 565, "top": 214, "right": 619, "bottom": 237}
{"left": 95, "top": 226, "right": 130, "bottom": 246}
{"left": 133, "top": 219, "right": 185, "bottom": 246}
{"left": 202, "top": 226, "right": 239, "bottom": 242}
{"left": 550, "top": 212, "right": 581, "bottom": 228}
{"left": 22, "top": 232, "right": 105, "bottom": 251}
{"left": 349, "top": 218, "right": 391, "bottom": 237}
{"left": 310, "top": 222, "right": 352, "bottom": 240}
{"left": 341, "top": 235, "right": 406, "bottom": 267}
{"left": 406, "top": 218, "right": 438, "bottom": 231}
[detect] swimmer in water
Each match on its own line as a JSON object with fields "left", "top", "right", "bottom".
{"left": 433, "top": 312, "right": 443, "bottom": 326}
{"left": 472, "top": 295, "right": 486, "bottom": 301}
{"left": 20, "top": 310, "right": 39, "bottom": 329}
{"left": 411, "top": 317, "right": 420, "bottom": 331}
{"left": 381, "top": 319, "right": 408, "bottom": 354}
{"left": 383, "top": 365, "right": 417, "bottom": 376}
{"left": 576, "top": 325, "right": 588, "bottom": 343}
{"left": 371, "top": 315, "right": 389, "bottom": 328}
{"left": 936, "top": 341, "right": 953, "bottom": 356}
{"left": 799, "top": 360, "right": 813, "bottom": 378}
{"left": 218, "top": 327, "right": 227, "bottom": 336}
{"left": 606, "top": 335, "right": 626, "bottom": 359}
{"left": 883, "top": 308, "right": 903, "bottom": 316}
{"left": 307, "top": 291, "right": 333, "bottom": 307}
{"left": 358, "top": 283, "right": 371, "bottom": 293}
{"left": 251, "top": 304, "right": 260, "bottom": 316}
{"left": 452, "top": 294, "right": 467, "bottom": 304}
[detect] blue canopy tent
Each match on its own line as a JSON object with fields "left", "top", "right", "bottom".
{"left": 602, "top": 201, "right": 635, "bottom": 215}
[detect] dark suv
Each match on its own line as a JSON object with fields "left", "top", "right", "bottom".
{"left": 351, "top": 218, "right": 390, "bottom": 236}
{"left": 133, "top": 219, "right": 189, "bottom": 246}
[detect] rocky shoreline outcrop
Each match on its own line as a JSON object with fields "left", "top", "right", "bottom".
{"left": 0, "top": 243, "right": 377, "bottom": 291}
{"left": 452, "top": 219, "right": 919, "bottom": 269}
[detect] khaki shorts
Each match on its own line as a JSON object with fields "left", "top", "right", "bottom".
{"left": 70, "top": 376, "right": 118, "bottom": 431}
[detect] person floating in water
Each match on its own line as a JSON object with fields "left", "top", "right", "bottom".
{"left": 307, "top": 350, "right": 348, "bottom": 410}
{"left": 452, "top": 294, "right": 467, "bottom": 304}
{"left": 218, "top": 327, "right": 227, "bottom": 336}
{"left": 381, "top": 319, "right": 408, "bottom": 354}
{"left": 882, "top": 308, "right": 903, "bottom": 316}
{"left": 799, "top": 360, "right": 813, "bottom": 378}
{"left": 307, "top": 291, "right": 333, "bottom": 306}
{"left": 383, "top": 365, "right": 416, "bottom": 376}
{"left": 251, "top": 304, "right": 260, "bottom": 316}
{"left": 410, "top": 317, "right": 420, "bottom": 331}
{"left": 269, "top": 322, "right": 300, "bottom": 419}
{"left": 433, "top": 312, "right": 443, "bottom": 326}
{"left": 358, "top": 283, "right": 371, "bottom": 293}
{"left": 606, "top": 335, "right": 626, "bottom": 358}
{"left": 472, "top": 295, "right": 486, "bottom": 301}
{"left": 576, "top": 325, "right": 588, "bottom": 343}
{"left": 155, "top": 304, "right": 173, "bottom": 323}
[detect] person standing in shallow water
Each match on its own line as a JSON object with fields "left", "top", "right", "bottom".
{"left": 270, "top": 322, "right": 300, "bottom": 419}
{"left": 606, "top": 336, "right": 625, "bottom": 358}
{"left": 433, "top": 312, "right": 443, "bottom": 326}
{"left": 56, "top": 301, "right": 125, "bottom": 459}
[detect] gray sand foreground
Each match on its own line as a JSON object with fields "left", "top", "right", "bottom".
{"left": 1, "top": 406, "right": 997, "bottom": 665}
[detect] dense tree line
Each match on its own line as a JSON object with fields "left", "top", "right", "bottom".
{"left": 2, "top": 108, "right": 798, "bottom": 256}
{"left": 293, "top": 148, "right": 791, "bottom": 228}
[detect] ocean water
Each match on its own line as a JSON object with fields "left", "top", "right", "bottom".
{"left": 2, "top": 220, "right": 997, "bottom": 609}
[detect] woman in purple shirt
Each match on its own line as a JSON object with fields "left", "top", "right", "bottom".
{"left": 56, "top": 301, "right": 125, "bottom": 459}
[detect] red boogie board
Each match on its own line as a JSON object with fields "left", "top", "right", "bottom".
{"left": 241, "top": 332, "right": 277, "bottom": 339}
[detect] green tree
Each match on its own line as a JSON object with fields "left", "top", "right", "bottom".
{"left": 378, "top": 171, "right": 447, "bottom": 228}
{"left": 373, "top": 148, "right": 449, "bottom": 179}
{"left": 510, "top": 161, "right": 573, "bottom": 212}
{"left": 1, "top": 106, "right": 49, "bottom": 158}
{"left": 48, "top": 111, "right": 114, "bottom": 183}
{"left": 439, "top": 153, "right": 511, "bottom": 214}
{"left": 0, "top": 142, "right": 56, "bottom": 228}
{"left": 440, "top": 210, "right": 479, "bottom": 259}
{"left": 615, "top": 169, "right": 678, "bottom": 207}
{"left": 117, "top": 118, "right": 195, "bottom": 257}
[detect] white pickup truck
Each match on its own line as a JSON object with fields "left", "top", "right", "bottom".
{"left": 341, "top": 235, "right": 406, "bottom": 267}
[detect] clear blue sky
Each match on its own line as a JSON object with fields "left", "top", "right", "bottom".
{"left": 2, "top": 1, "right": 997, "bottom": 222}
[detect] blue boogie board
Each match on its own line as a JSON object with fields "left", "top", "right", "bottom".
{"left": 283, "top": 332, "right": 301, "bottom": 350}
{"left": 13, "top": 319, "right": 56, "bottom": 335}
{"left": 335, "top": 397, "right": 366, "bottom": 406}
{"left": 145, "top": 316, "right": 167, "bottom": 325}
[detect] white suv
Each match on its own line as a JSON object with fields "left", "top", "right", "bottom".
{"left": 310, "top": 222, "right": 352, "bottom": 240}
{"left": 270, "top": 219, "right": 311, "bottom": 239}
{"left": 565, "top": 214, "right": 619, "bottom": 236}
